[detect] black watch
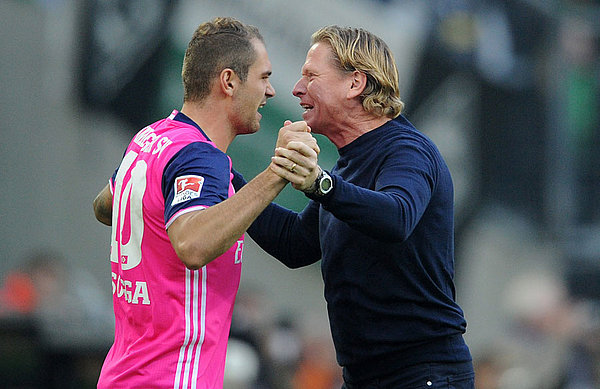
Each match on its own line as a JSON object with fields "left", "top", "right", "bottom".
{"left": 305, "top": 168, "right": 333, "bottom": 198}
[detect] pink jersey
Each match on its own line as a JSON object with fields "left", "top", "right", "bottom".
{"left": 98, "top": 110, "right": 244, "bottom": 389}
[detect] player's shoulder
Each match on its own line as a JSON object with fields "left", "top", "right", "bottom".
{"left": 167, "top": 141, "right": 229, "bottom": 172}
{"left": 180, "top": 141, "right": 227, "bottom": 158}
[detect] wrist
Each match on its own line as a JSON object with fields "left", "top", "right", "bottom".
{"left": 263, "top": 165, "right": 289, "bottom": 187}
{"left": 303, "top": 167, "right": 333, "bottom": 199}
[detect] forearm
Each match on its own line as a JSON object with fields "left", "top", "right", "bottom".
{"left": 232, "top": 169, "right": 321, "bottom": 268}
{"left": 168, "top": 167, "right": 288, "bottom": 269}
{"left": 318, "top": 176, "right": 426, "bottom": 242}
{"left": 247, "top": 201, "right": 321, "bottom": 268}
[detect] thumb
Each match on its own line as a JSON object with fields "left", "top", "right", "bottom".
{"left": 283, "top": 120, "right": 293, "bottom": 126}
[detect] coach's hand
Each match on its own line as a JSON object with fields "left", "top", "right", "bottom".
{"left": 275, "top": 120, "right": 319, "bottom": 154}
{"left": 270, "top": 120, "right": 320, "bottom": 189}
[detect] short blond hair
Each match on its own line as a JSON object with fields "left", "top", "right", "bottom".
{"left": 312, "top": 26, "right": 404, "bottom": 118}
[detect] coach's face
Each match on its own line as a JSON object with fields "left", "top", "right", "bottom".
{"left": 292, "top": 42, "right": 351, "bottom": 139}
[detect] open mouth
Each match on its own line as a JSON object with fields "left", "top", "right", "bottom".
{"left": 256, "top": 102, "right": 266, "bottom": 117}
{"left": 300, "top": 103, "right": 313, "bottom": 113}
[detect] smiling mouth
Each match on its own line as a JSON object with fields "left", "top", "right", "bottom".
{"left": 300, "top": 103, "right": 313, "bottom": 112}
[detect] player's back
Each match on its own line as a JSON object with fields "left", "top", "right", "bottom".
{"left": 98, "top": 111, "right": 243, "bottom": 389}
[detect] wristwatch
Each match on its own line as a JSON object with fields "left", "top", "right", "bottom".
{"left": 304, "top": 168, "right": 333, "bottom": 198}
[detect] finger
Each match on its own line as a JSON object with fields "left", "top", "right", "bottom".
{"left": 269, "top": 162, "right": 305, "bottom": 185}
{"left": 284, "top": 141, "right": 319, "bottom": 159}
{"left": 271, "top": 161, "right": 317, "bottom": 191}
{"left": 275, "top": 139, "right": 321, "bottom": 157}
{"left": 271, "top": 156, "right": 306, "bottom": 175}
{"left": 276, "top": 121, "right": 310, "bottom": 149}
{"left": 291, "top": 140, "right": 320, "bottom": 155}
{"left": 281, "top": 121, "right": 308, "bottom": 133}
{"left": 285, "top": 134, "right": 319, "bottom": 154}
{"left": 273, "top": 148, "right": 316, "bottom": 170}
{"left": 275, "top": 146, "right": 321, "bottom": 187}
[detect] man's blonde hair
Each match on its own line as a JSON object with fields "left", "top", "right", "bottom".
{"left": 312, "top": 26, "right": 404, "bottom": 118}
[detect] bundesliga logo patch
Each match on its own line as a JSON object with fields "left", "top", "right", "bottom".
{"left": 172, "top": 175, "right": 205, "bottom": 205}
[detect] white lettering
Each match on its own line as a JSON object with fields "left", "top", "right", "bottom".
{"left": 111, "top": 272, "right": 151, "bottom": 305}
{"left": 152, "top": 136, "right": 173, "bottom": 158}
{"left": 132, "top": 281, "right": 150, "bottom": 305}
{"left": 118, "top": 278, "right": 132, "bottom": 302}
{"left": 234, "top": 240, "right": 244, "bottom": 264}
{"left": 132, "top": 127, "right": 173, "bottom": 158}
{"left": 133, "top": 126, "right": 154, "bottom": 147}
{"left": 140, "top": 132, "right": 159, "bottom": 153}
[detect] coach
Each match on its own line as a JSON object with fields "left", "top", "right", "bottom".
{"left": 239, "top": 25, "right": 474, "bottom": 388}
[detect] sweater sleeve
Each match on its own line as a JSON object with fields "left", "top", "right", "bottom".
{"left": 319, "top": 141, "right": 437, "bottom": 242}
{"left": 231, "top": 169, "right": 322, "bottom": 268}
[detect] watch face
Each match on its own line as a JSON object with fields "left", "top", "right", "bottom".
{"left": 320, "top": 177, "right": 332, "bottom": 193}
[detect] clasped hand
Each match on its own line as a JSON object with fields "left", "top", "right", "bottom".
{"left": 270, "top": 120, "right": 320, "bottom": 191}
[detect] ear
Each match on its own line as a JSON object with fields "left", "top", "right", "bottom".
{"left": 219, "top": 68, "right": 239, "bottom": 97}
{"left": 347, "top": 70, "right": 367, "bottom": 99}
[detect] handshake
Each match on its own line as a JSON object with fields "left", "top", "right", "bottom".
{"left": 270, "top": 120, "right": 321, "bottom": 192}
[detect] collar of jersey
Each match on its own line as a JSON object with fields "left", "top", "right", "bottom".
{"left": 172, "top": 110, "right": 212, "bottom": 141}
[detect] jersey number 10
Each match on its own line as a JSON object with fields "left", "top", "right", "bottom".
{"left": 111, "top": 151, "right": 146, "bottom": 271}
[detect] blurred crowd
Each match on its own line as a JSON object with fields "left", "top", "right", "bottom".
{"left": 473, "top": 270, "right": 600, "bottom": 389}
{"left": 0, "top": 248, "right": 113, "bottom": 388}
{"left": 3, "top": 245, "right": 598, "bottom": 389}
{"left": 0, "top": 248, "right": 344, "bottom": 389}
{"left": 224, "top": 287, "right": 343, "bottom": 389}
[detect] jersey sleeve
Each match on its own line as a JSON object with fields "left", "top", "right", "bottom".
{"left": 110, "top": 147, "right": 129, "bottom": 194}
{"left": 162, "top": 142, "right": 231, "bottom": 227}
{"left": 231, "top": 168, "right": 246, "bottom": 191}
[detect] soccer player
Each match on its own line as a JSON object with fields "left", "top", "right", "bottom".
{"left": 241, "top": 26, "right": 475, "bottom": 388}
{"left": 92, "top": 17, "right": 319, "bottom": 388}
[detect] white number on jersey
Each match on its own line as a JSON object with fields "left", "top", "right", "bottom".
{"left": 111, "top": 151, "right": 147, "bottom": 270}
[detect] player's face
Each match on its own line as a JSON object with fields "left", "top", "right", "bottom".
{"left": 292, "top": 42, "right": 350, "bottom": 137}
{"left": 233, "top": 39, "right": 275, "bottom": 135}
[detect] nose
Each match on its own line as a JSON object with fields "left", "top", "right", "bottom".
{"left": 266, "top": 81, "right": 276, "bottom": 99}
{"left": 292, "top": 77, "right": 306, "bottom": 98}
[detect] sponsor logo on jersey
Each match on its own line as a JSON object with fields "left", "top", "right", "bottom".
{"left": 172, "top": 175, "right": 205, "bottom": 205}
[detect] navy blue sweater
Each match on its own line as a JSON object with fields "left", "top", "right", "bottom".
{"left": 234, "top": 116, "right": 471, "bottom": 382}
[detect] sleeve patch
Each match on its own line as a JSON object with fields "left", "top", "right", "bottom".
{"left": 172, "top": 175, "right": 205, "bottom": 205}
